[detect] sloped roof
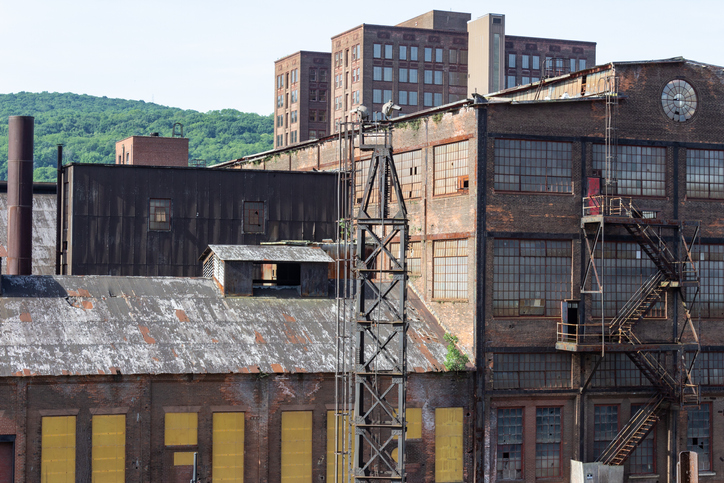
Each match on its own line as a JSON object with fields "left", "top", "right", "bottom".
{"left": 0, "top": 275, "right": 451, "bottom": 377}
{"left": 200, "top": 244, "right": 334, "bottom": 263}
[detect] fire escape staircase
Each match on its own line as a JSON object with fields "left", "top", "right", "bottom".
{"left": 586, "top": 200, "right": 700, "bottom": 465}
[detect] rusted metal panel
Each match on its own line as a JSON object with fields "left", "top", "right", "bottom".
{"left": 200, "top": 244, "right": 334, "bottom": 263}
{"left": 0, "top": 275, "right": 451, "bottom": 377}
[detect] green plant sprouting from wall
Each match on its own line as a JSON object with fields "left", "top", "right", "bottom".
{"left": 443, "top": 333, "right": 469, "bottom": 371}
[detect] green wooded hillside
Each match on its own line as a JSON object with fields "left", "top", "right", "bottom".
{"left": 0, "top": 92, "right": 273, "bottom": 181}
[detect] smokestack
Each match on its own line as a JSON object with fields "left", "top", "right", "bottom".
{"left": 7, "top": 116, "right": 34, "bottom": 275}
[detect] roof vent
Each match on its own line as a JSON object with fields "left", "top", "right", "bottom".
{"left": 150, "top": 132, "right": 160, "bottom": 137}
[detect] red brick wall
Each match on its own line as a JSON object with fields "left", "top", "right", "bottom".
{"left": 115, "top": 136, "right": 189, "bottom": 167}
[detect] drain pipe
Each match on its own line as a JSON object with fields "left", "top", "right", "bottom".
{"left": 7, "top": 116, "right": 34, "bottom": 275}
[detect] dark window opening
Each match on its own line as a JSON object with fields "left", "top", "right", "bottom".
{"left": 149, "top": 199, "right": 171, "bottom": 231}
{"left": 253, "top": 263, "right": 301, "bottom": 287}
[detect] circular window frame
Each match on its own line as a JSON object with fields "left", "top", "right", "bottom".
{"left": 661, "top": 78, "right": 698, "bottom": 122}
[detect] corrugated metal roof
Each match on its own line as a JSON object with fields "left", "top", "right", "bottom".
{"left": 200, "top": 244, "right": 334, "bottom": 263}
{"left": 0, "top": 275, "right": 451, "bottom": 377}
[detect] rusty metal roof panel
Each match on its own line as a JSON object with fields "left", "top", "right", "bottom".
{"left": 0, "top": 275, "right": 451, "bottom": 377}
{"left": 200, "top": 244, "right": 334, "bottom": 263}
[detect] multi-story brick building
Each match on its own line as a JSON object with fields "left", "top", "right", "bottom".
{"left": 273, "top": 51, "right": 331, "bottom": 148}
{"left": 230, "top": 57, "right": 724, "bottom": 482}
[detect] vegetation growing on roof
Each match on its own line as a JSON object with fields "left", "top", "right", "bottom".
{"left": 443, "top": 333, "right": 469, "bottom": 371}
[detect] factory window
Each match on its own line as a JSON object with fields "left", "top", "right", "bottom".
{"left": 521, "top": 55, "right": 529, "bottom": 69}
{"left": 496, "top": 408, "right": 523, "bottom": 480}
{"left": 353, "top": 90, "right": 360, "bottom": 105}
{"left": 590, "top": 353, "right": 652, "bottom": 388}
{"left": 535, "top": 407, "right": 561, "bottom": 478}
{"left": 373, "top": 43, "right": 382, "bottom": 59}
{"left": 383, "top": 89, "right": 392, "bottom": 103}
{"left": 319, "top": 89, "right": 327, "bottom": 102}
{"left": 410, "top": 46, "right": 418, "bottom": 61}
{"left": 532, "top": 55, "right": 540, "bottom": 70}
{"left": 449, "top": 49, "right": 458, "bottom": 64}
{"left": 629, "top": 404, "right": 656, "bottom": 475}
{"left": 687, "top": 149, "right": 724, "bottom": 199}
{"left": 409, "top": 69, "right": 418, "bottom": 83}
{"left": 309, "top": 110, "right": 316, "bottom": 122}
{"left": 449, "top": 72, "right": 466, "bottom": 86}
{"left": 493, "top": 239, "right": 572, "bottom": 318}
{"left": 212, "top": 412, "right": 245, "bottom": 483}
{"left": 590, "top": 242, "right": 666, "bottom": 319}
{"left": 508, "top": 53, "right": 516, "bottom": 68}
{"left": 149, "top": 199, "right": 171, "bottom": 231}
{"left": 687, "top": 403, "right": 711, "bottom": 471}
{"left": 435, "top": 407, "right": 463, "bottom": 482}
{"left": 320, "top": 69, "right": 327, "bottom": 82}
{"left": 352, "top": 44, "right": 360, "bottom": 60}
{"left": 424, "top": 47, "right": 432, "bottom": 62}
{"left": 292, "top": 90, "right": 298, "bottom": 103}
{"left": 383, "top": 67, "right": 393, "bottom": 82}
{"left": 243, "top": 201, "right": 265, "bottom": 234}
{"left": 433, "top": 140, "right": 469, "bottom": 196}
{"left": 291, "top": 111, "right": 298, "bottom": 124}
{"left": 690, "top": 245, "right": 724, "bottom": 318}
{"left": 92, "top": 414, "right": 125, "bottom": 482}
{"left": 460, "top": 50, "right": 468, "bottom": 65}
{"left": 507, "top": 76, "right": 516, "bottom": 88}
{"left": 688, "top": 351, "right": 724, "bottom": 386}
{"left": 291, "top": 131, "right": 297, "bottom": 144}
{"left": 373, "top": 66, "right": 382, "bottom": 81}
{"left": 309, "top": 68, "right": 316, "bottom": 82}
{"left": 435, "top": 48, "right": 443, "bottom": 63}
{"left": 434, "top": 93, "right": 443, "bottom": 106}
{"left": 42, "top": 416, "right": 76, "bottom": 483}
{"left": 592, "top": 144, "right": 666, "bottom": 196}
{"left": 373, "top": 89, "right": 382, "bottom": 104}
{"left": 399, "top": 45, "right": 407, "bottom": 60}
{"left": 399, "top": 68, "right": 408, "bottom": 83}
{"left": 432, "top": 239, "right": 468, "bottom": 300}
{"left": 399, "top": 91, "right": 408, "bottom": 106}
{"left": 579, "top": 59, "right": 586, "bottom": 70}
{"left": 281, "top": 411, "right": 312, "bottom": 483}
{"left": 570, "top": 58, "right": 577, "bottom": 72}
{"left": 424, "top": 70, "right": 433, "bottom": 84}
{"left": 326, "top": 410, "right": 354, "bottom": 482}
{"left": 390, "top": 240, "right": 422, "bottom": 277}
{"left": 494, "top": 139, "right": 572, "bottom": 193}
{"left": 593, "top": 405, "right": 618, "bottom": 460}
{"left": 395, "top": 150, "right": 422, "bottom": 200}
{"left": 165, "top": 412, "right": 198, "bottom": 446}
{"left": 408, "top": 92, "right": 418, "bottom": 106}
{"left": 521, "top": 76, "right": 530, "bottom": 85}
{"left": 385, "top": 44, "right": 393, "bottom": 59}
{"left": 434, "top": 71, "right": 443, "bottom": 85}
{"left": 309, "top": 130, "right": 317, "bottom": 140}
{"left": 493, "top": 353, "right": 571, "bottom": 389}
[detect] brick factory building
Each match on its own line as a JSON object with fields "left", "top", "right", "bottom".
{"left": 115, "top": 133, "right": 189, "bottom": 167}
{"left": 224, "top": 57, "right": 724, "bottom": 481}
{"left": 274, "top": 10, "right": 596, "bottom": 147}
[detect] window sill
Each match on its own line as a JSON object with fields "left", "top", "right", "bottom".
{"left": 432, "top": 190, "right": 469, "bottom": 199}
{"left": 432, "top": 298, "right": 469, "bottom": 303}
{"left": 492, "top": 189, "right": 573, "bottom": 196}
{"left": 699, "top": 472, "right": 716, "bottom": 477}
{"left": 629, "top": 474, "right": 659, "bottom": 480}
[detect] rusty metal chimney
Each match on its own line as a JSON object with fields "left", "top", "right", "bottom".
{"left": 7, "top": 116, "right": 34, "bottom": 275}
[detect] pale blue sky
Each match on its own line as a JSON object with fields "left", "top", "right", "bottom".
{"left": 1, "top": 0, "right": 721, "bottom": 115}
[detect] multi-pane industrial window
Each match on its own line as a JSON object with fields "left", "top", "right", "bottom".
{"left": 383, "top": 67, "right": 393, "bottom": 82}
{"left": 590, "top": 353, "right": 652, "bottom": 387}
{"left": 424, "top": 92, "right": 433, "bottom": 107}
{"left": 42, "top": 416, "right": 76, "bottom": 483}
{"left": 410, "top": 46, "right": 418, "bottom": 61}
{"left": 396, "top": 150, "right": 422, "bottom": 199}
{"left": 593, "top": 405, "right": 618, "bottom": 460}
{"left": 165, "top": 412, "right": 198, "bottom": 446}
{"left": 688, "top": 352, "right": 724, "bottom": 386}
{"left": 494, "top": 139, "right": 572, "bottom": 193}
{"left": 492, "top": 239, "right": 572, "bottom": 317}
{"left": 435, "top": 407, "right": 463, "bottom": 483}
{"left": 149, "top": 198, "right": 171, "bottom": 231}
{"left": 243, "top": 201, "right": 265, "bottom": 234}
{"left": 385, "top": 44, "right": 393, "bottom": 59}
{"left": 390, "top": 241, "right": 422, "bottom": 277}
{"left": 497, "top": 408, "right": 523, "bottom": 480}
{"left": 373, "top": 43, "right": 382, "bottom": 58}
{"left": 687, "top": 149, "right": 724, "bottom": 199}
{"left": 373, "top": 66, "right": 382, "bottom": 81}
{"left": 691, "top": 245, "right": 724, "bottom": 318}
{"left": 449, "top": 49, "right": 458, "bottom": 64}
{"left": 92, "top": 414, "right": 125, "bottom": 482}
{"left": 281, "top": 411, "right": 312, "bottom": 483}
{"left": 629, "top": 404, "right": 655, "bottom": 474}
{"left": 592, "top": 144, "right": 666, "bottom": 197}
{"left": 399, "top": 68, "right": 408, "bottom": 83}
{"left": 493, "top": 353, "right": 571, "bottom": 389}
{"left": 433, "top": 239, "right": 468, "bottom": 300}
{"left": 373, "top": 89, "right": 382, "bottom": 103}
{"left": 424, "top": 47, "right": 432, "bottom": 62}
{"left": 399, "top": 45, "right": 407, "bottom": 60}
{"left": 409, "top": 69, "right": 418, "bottom": 83}
{"left": 434, "top": 93, "right": 443, "bottom": 106}
{"left": 424, "top": 70, "right": 433, "bottom": 84}
{"left": 433, "top": 140, "right": 469, "bottom": 195}
{"left": 213, "top": 412, "right": 245, "bottom": 483}
{"left": 590, "top": 242, "right": 666, "bottom": 319}
{"left": 535, "top": 408, "right": 561, "bottom": 478}
{"left": 687, "top": 404, "right": 711, "bottom": 471}
{"left": 435, "top": 48, "right": 443, "bottom": 63}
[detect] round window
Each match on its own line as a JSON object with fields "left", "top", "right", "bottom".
{"left": 661, "top": 79, "right": 697, "bottom": 122}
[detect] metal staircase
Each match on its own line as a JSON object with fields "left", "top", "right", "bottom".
{"left": 597, "top": 394, "right": 665, "bottom": 465}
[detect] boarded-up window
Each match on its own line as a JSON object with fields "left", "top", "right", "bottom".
{"left": 42, "top": 416, "right": 76, "bottom": 483}
{"left": 281, "top": 411, "right": 312, "bottom": 483}
{"left": 433, "top": 239, "right": 468, "bottom": 300}
{"left": 213, "top": 412, "right": 245, "bottom": 482}
{"left": 165, "top": 413, "right": 198, "bottom": 446}
{"left": 92, "top": 415, "right": 125, "bottom": 482}
{"left": 326, "top": 410, "right": 354, "bottom": 481}
{"left": 434, "top": 141, "right": 469, "bottom": 195}
{"left": 243, "top": 201, "right": 265, "bottom": 234}
{"left": 149, "top": 198, "right": 171, "bottom": 231}
{"left": 407, "top": 408, "right": 422, "bottom": 439}
{"left": 497, "top": 408, "right": 522, "bottom": 480}
{"left": 435, "top": 407, "right": 463, "bottom": 482}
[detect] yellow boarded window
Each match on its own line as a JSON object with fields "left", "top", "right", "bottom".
{"left": 42, "top": 416, "right": 76, "bottom": 483}
{"left": 92, "top": 414, "right": 125, "bottom": 483}
{"left": 174, "top": 452, "right": 196, "bottom": 466}
{"left": 165, "top": 413, "right": 198, "bottom": 446}
{"left": 326, "top": 410, "right": 354, "bottom": 481}
{"left": 281, "top": 411, "right": 312, "bottom": 483}
{"left": 435, "top": 407, "right": 463, "bottom": 482}
{"left": 213, "top": 412, "right": 245, "bottom": 482}
{"left": 407, "top": 408, "right": 422, "bottom": 440}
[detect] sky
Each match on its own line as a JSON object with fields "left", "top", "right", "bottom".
{"left": 1, "top": 0, "right": 722, "bottom": 116}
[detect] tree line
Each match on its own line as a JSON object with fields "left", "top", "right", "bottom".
{"left": 0, "top": 92, "right": 273, "bottom": 181}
